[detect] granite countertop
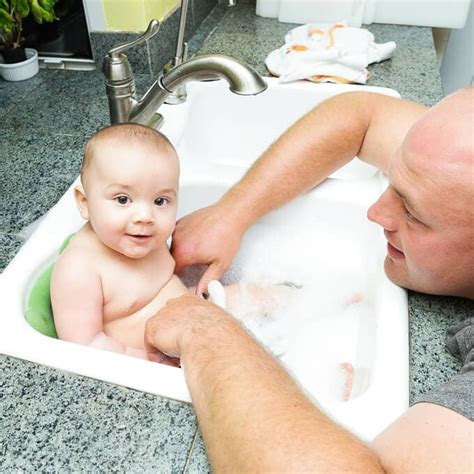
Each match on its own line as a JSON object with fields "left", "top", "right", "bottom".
{"left": 1, "top": 4, "right": 473, "bottom": 471}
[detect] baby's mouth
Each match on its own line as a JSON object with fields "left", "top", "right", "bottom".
{"left": 127, "top": 234, "right": 152, "bottom": 241}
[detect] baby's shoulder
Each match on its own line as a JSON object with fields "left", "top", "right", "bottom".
{"left": 51, "top": 242, "right": 103, "bottom": 300}
{"left": 53, "top": 233, "right": 102, "bottom": 277}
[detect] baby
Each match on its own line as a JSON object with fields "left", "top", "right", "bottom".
{"left": 51, "top": 124, "right": 188, "bottom": 360}
{"left": 51, "top": 124, "right": 280, "bottom": 361}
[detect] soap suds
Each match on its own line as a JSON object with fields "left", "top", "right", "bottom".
{"left": 182, "top": 194, "right": 379, "bottom": 402}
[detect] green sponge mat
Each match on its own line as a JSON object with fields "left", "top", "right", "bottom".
{"left": 24, "top": 234, "right": 75, "bottom": 338}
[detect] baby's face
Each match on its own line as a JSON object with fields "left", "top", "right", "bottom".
{"left": 78, "top": 140, "right": 179, "bottom": 259}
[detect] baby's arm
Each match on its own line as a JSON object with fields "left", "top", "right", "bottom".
{"left": 51, "top": 252, "right": 146, "bottom": 358}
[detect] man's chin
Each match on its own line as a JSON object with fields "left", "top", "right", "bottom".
{"left": 384, "top": 257, "right": 412, "bottom": 290}
{"left": 384, "top": 257, "right": 439, "bottom": 295}
{"left": 384, "top": 256, "right": 474, "bottom": 298}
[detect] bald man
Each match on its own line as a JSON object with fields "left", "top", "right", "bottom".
{"left": 145, "top": 88, "right": 473, "bottom": 472}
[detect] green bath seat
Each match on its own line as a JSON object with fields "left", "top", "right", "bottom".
{"left": 24, "top": 234, "right": 75, "bottom": 338}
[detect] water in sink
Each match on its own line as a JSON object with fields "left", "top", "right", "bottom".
{"left": 178, "top": 177, "right": 382, "bottom": 407}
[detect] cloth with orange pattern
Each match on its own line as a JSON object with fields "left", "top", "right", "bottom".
{"left": 265, "top": 21, "right": 396, "bottom": 85}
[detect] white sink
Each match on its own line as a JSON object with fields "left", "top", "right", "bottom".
{"left": 0, "top": 78, "right": 407, "bottom": 441}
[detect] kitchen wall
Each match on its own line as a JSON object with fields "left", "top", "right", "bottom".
{"left": 82, "top": 0, "right": 218, "bottom": 75}
{"left": 83, "top": 0, "right": 180, "bottom": 32}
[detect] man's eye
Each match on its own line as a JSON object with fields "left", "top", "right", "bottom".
{"left": 155, "top": 197, "right": 168, "bottom": 207}
{"left": 404, "top": 207, "right": 417, "bottom": 222}
{"left": 115, "top": 196, "right": 129, "bottom": 205}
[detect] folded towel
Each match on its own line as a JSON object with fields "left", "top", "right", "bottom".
{"left": 265, "top": 21, "right": 396, "bottom": 85}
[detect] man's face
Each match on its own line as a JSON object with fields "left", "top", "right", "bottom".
{"left": 76, "top": 141, "right": 179, "bottom": 259}
{"left": 367, "top": 127, "right": 473, "bottom": 298}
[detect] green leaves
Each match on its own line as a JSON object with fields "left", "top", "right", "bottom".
{"left": 15, "top": 0, "right": 31, "bottom": 18}
{"left": 0, "top": 0, "right": 57, "bottom": 45}
{"left": 0, "top": 7, "right": 13, "bottom": 36}
{"left": 30, "top": 0, "right": 58, "bottom": 23}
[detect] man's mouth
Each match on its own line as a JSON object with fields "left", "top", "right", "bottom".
{"left": 386, "top": 240, "right": 405, "bottom": 260}
{"left": 383, "top": 231, "right": 404, "bottom": 259}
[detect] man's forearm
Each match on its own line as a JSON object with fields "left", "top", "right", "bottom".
{"left": 216, "top": 91, "right": 427, "bottom": 231}
{"left": 181, "top": 317, "right": 384, "bottom": 472}
{"left": 217, "top": 92, "right": 374, "bottom": 229}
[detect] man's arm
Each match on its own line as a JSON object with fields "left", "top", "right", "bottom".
{"left": 216, "top": 92, "right": 426, "bottom": 228}
{"left": 145, "top": 296, "right": 383, "bottom": 472}
{"left": 145, "top": 296, "right": 472, "bottom": 473}
{"left": 172, "top": 92, "right": 427, "bottom": 293}
{"left": 372, "top": 402, "right": 473, "bottom": 473}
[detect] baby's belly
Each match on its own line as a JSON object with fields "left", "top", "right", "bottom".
{"left": 103, "top": 275, "right": 188, "bottom": 349}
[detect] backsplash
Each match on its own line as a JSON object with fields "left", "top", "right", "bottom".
{"left": 88, "top": 0, "right": 218, "bottom": 75}
{"left": 102, "top": 0, "right": 180, "bottom": 30}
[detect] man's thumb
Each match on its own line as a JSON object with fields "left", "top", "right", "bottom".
{"left": 196, "top": 263, "right": 224, "bottom": 297}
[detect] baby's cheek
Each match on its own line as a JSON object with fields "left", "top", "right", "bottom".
{"left": 161, "top": 219, "right": 177, "bottom": 239}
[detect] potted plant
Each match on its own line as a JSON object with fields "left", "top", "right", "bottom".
{"left": 0, "top": 0, "right": 58, "bottom": 81}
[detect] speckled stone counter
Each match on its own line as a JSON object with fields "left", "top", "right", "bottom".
{"left": 1, "top": 4, "right": 472, "bottom": 471}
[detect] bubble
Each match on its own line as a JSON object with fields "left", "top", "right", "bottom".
{"left": 223, "top": 193, "right": 378, "bottom": 402}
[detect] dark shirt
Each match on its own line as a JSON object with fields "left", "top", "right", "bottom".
{"left": 415, "top": 318, "right": 473, "bottom": 421}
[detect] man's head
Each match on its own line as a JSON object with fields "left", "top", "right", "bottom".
{"left": 368, "top": 87, "right": 473, "bottom": 299}
{"left": 75, "top": 124, "right": 180, "bottom": 259}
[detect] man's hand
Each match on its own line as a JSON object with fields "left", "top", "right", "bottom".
{"left": 171, "top": 204, "right": 246, "bottom": 296}
{"left": 144, "top": 295, "right": 232, "bottom": 361}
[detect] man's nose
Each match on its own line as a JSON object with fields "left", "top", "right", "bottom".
{"left": 132, "top": 203, "right": 154, "bottom": 223}
{"left": 367, "top": 188, "right": 397, "bottom": 231}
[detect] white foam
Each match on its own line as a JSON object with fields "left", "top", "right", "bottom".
{"left": 223, "top": 193, "right": 375, "bottom": 402}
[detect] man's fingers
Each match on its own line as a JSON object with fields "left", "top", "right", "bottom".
{"left": 159, "top": 354, "right": 181, "bottom": 367}
{"left": 196, "top": 263, "right": 225, "bottom": 297}
{"left": 146, "top": 348, "right": 180, "bottom": 367}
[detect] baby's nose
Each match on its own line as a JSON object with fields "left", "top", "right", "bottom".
{"left": 132, "top": 204, "right": 154, "bottom": 223}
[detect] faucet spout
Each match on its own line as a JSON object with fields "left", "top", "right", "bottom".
{"left": 103, "top": 19, "right": 268, "bottom": 129}
{"left": 161, "top": 54, "right": 268, "bottom": 96}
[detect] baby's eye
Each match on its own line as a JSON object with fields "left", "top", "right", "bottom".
{"left": 154, "top": 197, "right": 169, "bottom": 207}
{"left": 115, "top": 196, "right": 130, "bottom": 205}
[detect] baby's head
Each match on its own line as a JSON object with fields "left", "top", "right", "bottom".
{"left": 75, "top": 123, "right": 180, "bottom": 259}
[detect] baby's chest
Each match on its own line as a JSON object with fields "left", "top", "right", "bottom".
{"left": 101, "top": 265, "right": 171, "bottom": 320}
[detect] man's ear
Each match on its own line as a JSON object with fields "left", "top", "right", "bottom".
{"left": 74, "top": 185, "right": 89, "bottom": 220}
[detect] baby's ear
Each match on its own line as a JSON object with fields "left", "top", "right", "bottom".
{"left": 74, "top": 185, "right": 89, "bottom": 220}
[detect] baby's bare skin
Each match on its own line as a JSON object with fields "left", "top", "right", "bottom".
{"left": 104, "top": 274, "right": 188, "bottom": 350}
{"left": 51, "top": 125, "right": 287, "bottom": 362}
{"left": 52, "top": 222, "right": 189, "bottom": 357}
{"left": 85, "top": 224, "right": 188, "bottom": 350}
{"left": 51, "top": 125, "right": 188, "bottom": 360}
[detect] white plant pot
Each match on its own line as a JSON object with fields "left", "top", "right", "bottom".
{"left": 0, "top": 48, "right": 39, "bottom": 82}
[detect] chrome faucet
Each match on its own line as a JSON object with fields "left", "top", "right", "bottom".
{"left": 102, "top": 16, "right": 267, "bottom": 129}
{"left": 163, "top": 0, "right": 190, "bottom": 104}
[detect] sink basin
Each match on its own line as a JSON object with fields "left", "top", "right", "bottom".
{"left": 161, "top": 78, "right": 392, "bottom": 181}
{"left": 0, "top": 78, "right": 407, "bottom": 441}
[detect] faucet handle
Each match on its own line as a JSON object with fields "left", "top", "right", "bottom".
{"left": 108, "top": 19, "right": 160, "bottom": 59}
